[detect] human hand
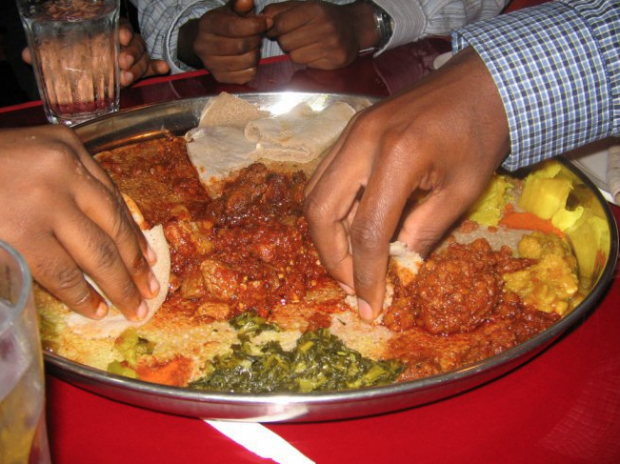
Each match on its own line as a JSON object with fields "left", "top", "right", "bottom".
{"left": 190, "top": 0, "right": 272, "bottom": 84}
{"left": 118, "top": 19, "right": 170, "bottom": 87}
{"left": 304, "top": 48, "right": 510, "bottom": 321}
{"left": 21, "top": 19, "right": 170, "bottom": 89}
{"left": 262, "top": 0, "right": 378, "bottom": 69}
{"left": 0, "top": 126, "right": 160, "bottom": 321}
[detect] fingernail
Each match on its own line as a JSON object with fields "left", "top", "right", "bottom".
{"left": 121, "top": 70, "right": 133, "bottom": 85}
{"left": 339, "top": 282, "right": 355, "bottom": 295}
{"left": 146, "top": 243, "right": 157, "bottom": 265}
{"left": 358, "top": 298, "right": 373, "bottom": 321}
{"left": 95, "top": 302, "right": 108, "bottom": 319}
{"left": 136, "top": 301, "right": 148, "bottom": 321}
{"left": 148, "top": 271, "right": 160, "bottom": 296}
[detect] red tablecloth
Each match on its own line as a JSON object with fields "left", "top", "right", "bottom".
{"left": 45, "top": 210, "right": 620, "bottom": 463}
{"left": 4, "top": 1, "right": 620, "bottom": 461}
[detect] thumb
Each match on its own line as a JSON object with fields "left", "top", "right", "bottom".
{"left": 22, "top": 47, "right": 32, "bottom": 65}
{"left": 232, "top": 0, "right": 255, "bottom": 15}
{"left": 147, "top": 59, "right": 170, "bottom": 77}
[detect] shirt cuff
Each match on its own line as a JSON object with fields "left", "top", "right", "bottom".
{"left": 164, "top": 1, "right": 215, "bottom": 74}
{"left": 374, "top": 0, "right": 426, "bottom": 53}
{"left": 453, "top": 2, "right": 614, "bottom": 171}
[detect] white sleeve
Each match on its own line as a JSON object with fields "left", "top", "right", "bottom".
{"left": 131, "top": 0, "right": 509, "bottom": 72}
{"left": 131, "top": 0, "right": 226, "bottom": 74}
{"left": 375, "top": 0, "right": 510, "bottom": 52}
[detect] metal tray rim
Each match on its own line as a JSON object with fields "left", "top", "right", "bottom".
{"left": 45, "top": 92, "right": 619, "bottom": 422}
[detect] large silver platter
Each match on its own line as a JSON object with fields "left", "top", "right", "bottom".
{"left": 45, "top": 92, "right": 619, "bottom": 423}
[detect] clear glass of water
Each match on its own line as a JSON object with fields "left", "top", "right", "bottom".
{"left": 0, "top": 241, "right": 52, "bottom": 464}
{"left": 16, "top": 0, "right": 121, "bottom": 126}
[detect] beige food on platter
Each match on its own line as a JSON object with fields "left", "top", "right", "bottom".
{"left": 186, "top": 93, "right": 363, "bottom": 196}
{"left": 64, "top": 194, "right": 171, "bottom": 339}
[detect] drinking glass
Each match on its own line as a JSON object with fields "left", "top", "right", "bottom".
{"left": 16, "top": 0, "right": 121, "bottom": 126}
{"left": 0, "top": 241, "right": 52, "bottom": 464}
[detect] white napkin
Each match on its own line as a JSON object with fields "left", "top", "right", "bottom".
{"left": 607, "top": 145, "right": 620, "bottom": 204}
{"left": 204, "top": 420, "right": 315, "bottom": 464}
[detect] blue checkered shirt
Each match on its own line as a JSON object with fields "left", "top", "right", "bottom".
{"left": 454, "top": 0, "right": 620, "bottom": 171}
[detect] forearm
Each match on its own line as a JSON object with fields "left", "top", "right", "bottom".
{"left": 453, "top": 0, "right": 620, "bottom": 170}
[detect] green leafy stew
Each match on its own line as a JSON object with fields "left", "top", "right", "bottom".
{"left": 189, "top": 312, "right": 404, "bottom": 393}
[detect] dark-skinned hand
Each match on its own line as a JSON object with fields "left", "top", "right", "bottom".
{"left": 117, "top": 18, "right": 170, "bottom": 87}
{"left": 22, "top": 19, "right": 169, "bottom": 88}
{"left": 304, "top": 47, "right": 510, "bottom": 322}
{"left": 191, "top": 0, "right": 273, "bottom": 84}
{"left": 262, "top": 0, "right": 378, "bottom": 69}
{"left": 0, "top": 126, "right": 161, "bottom": 321}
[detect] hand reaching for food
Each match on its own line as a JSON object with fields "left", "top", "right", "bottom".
{"left": 304, "top": 47, "right": 510, "bottom": 321}
{"left": 0, "top": 125, "right": 160, "bottom": 321}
